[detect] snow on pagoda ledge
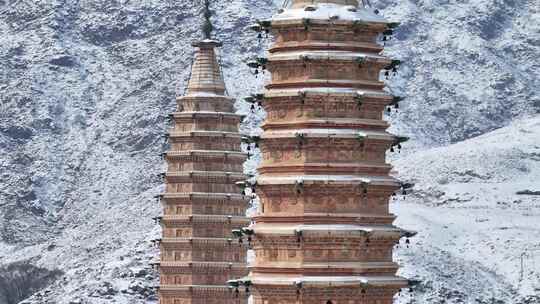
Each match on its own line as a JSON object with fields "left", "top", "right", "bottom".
{"left": 249, "top": 223, "right": 416, "bottom": 237}
{"left": 233, "top": 275, "right": 409, "bottom": 288}
{"left": 274, "top": 1, "right": 388, "bottom": 24}
{"left": 191, "top": 38, "right": 223, "bottom": 48}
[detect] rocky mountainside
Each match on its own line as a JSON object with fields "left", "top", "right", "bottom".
{"left": 0, "top": 0, "right": 538, "bottom": 303}
{"left": 393, "top": 117, "right": 540, "bottom": 304}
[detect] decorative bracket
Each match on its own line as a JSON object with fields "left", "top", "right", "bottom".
{"left": 360, "top": 181, "right": 369, "bottom": 198}
{"left": 302, "top": 18, "right": 311, "bottom": 31}
{"left": 246, "top": 57, "right": 268, "bottom": 76}
{"left": 295, "top": 281, "right": 303, "bottom": 298}
{"left": 382, "top": 29, "right": 394, "bottom": 42}
{"left": 300, "top": 55, "right": 310, "bottom": 68}
{"left": 241, "top": 135, "right": 261, "bottom": 149}
{"left": 294, "top": 179, "right": 304, "bottom": 195}
{"left": 356, "top": 56, "right": 366, "bottom": 68}
{"left": 152, "top": 216, "right": 163, "bottom": 224}
{"left": 242, "top": 227, "right": 254, "bottom": 247}
{"left": 384, "top": 59, "right": 401, "bottom": 79}
{"left": 297, "top": 90, "right": 307, "bottom": 105}
{"left": 294, "top": 229, "right": 303, "bottom": 245}
{"left": 153, "top": 194, "right": 163, "bottom": 204}
{"left": 355, "top": 92, "right": 365, "bottom": 109}
{"left": 391, "top": 135, "right": 409, "bottom": 153}
{"left": 227, "top": 279, "right": 252, "bottom": 297}
{"left": 245, "top": 93, "right": 265, "bottom": 112}
{"left": 357, "top": 133, "right": 367, "bottom": 150}
{"left": 400, "top": 182, "right": 414, "bottom": 196}
{"left": 295, "top": 132, "right": 307, "bottom": 150}
{"left": 249, "top": 19, "right": 272, "bottom": 39}
{"left": 150, "top": 238, "right": 162, "bottom": 247}
{"left": 388, "top": 96, "right": 404, "bottom": 112}
{"left": 236, "top": 178, "right": 257, "bottom": 196}
{"left": 387, "top": 22, "right": 400, "bottom": 29}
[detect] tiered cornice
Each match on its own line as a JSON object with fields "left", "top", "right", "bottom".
{"left": 231, "top": 2, "right": 415, "bottom": 303}
{"left": 157, "top": 39, "right": 249, "bottom": 304}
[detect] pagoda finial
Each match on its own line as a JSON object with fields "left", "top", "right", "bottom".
{"left": 183, "top": 0, "right": 226, "bottom": 97}
{"left": 202, "top": 0, "right": 213, "bottom": 39}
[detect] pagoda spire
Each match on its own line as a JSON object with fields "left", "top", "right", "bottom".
{"left": 184, "top": 0, "right": 226, "bottom": 97}
{"left": 156, "top": 1, "right": 249, "bottom": 303}
{"left": 202, "top": 0, "right": 214, "bottom": 39}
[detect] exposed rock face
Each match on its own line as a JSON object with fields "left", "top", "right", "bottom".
{"left": 0, "top": 0, "right": 538, "bottom": 303}
{"left": 0, "top": 262, "right": 62, "bottom": 304}
{"left": 383, "top": 0, "right": 540, "bottom": 146}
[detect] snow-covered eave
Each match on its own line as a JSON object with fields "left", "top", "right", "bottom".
{"left": 191, "top": 39, "right": 223, "bottom": 48}
{"left": 159, "top": 261, "right": 246, "bottom": 268}
{"left": 267, "top": 50, "right": 390, "bottom": 63}
{"left": 167, "top": 131, "right": 243, "bottom": 138}
{"left": 251, "top": 213, "right": 397, "bottom": 224}
{"left": 171, "top": 111, "right": 244, "bottom": 119}
{"left": 257, "top": 174, "right": 400, "bottom": 187}
{"left": 160, "top": 192, "right": 249, "bottom": 201}
{"left": 251, "top": 261, "right": 399, "bottom": 271}
{"left": 161, "top": 214, "right": 250, "bottom": 223}
{"left": 262, "top": 118, "right": 389, "bottom": 128}
{"left": 269, "top": 17, "right": 389, "bottom": 29}
{"left": 159, "top": 284, "right": 235, "bottom": 290}
{"left": 259, "top": 162, "right": 392, "bottom": 173}
{"left": 164, "top": 150, "right": 248, "bottom": 159}
{"left": 261, "top": 128, "right": 396, "bottom": 141}
{"left": 264, "top": 87, "right": 393, "bottom": 100}
{"left": 178, "top": 92, "right": 234, "bottom": 100}
{"left": 251, "top": 223, "right": 407, "bottom": 238}
{"left": 165, "top": 170, "right": 246, "bottom": 179}
{"left": 246, "top": 275, "right": 409, "bottom": 288}
{"left": 254, "top": 212, "right": 397, "bottom": 221}
{"left": 265, "top": 79, "right": 385, "bottom": 89}
{"left": 269, "top": 4, "right": 390, "bottom": 26}
{"left": 160, "top": 237, "right": 235, "bottom": 244}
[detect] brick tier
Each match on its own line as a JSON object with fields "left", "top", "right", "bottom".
{"left": 235, "top": 1, "right": 412, "bottom": 303}
{"left": 158, "top": 39, "right": 249, "bottom": 304}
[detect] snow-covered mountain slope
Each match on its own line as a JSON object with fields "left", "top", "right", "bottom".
{"left": 392, "top": 117, "right": 540, "bottom": 304}
{"left": 380, "top": 0, "right": 540, "bottom": 147}
{"left": 0, "top": 0, "right": 538, "bottom": 303}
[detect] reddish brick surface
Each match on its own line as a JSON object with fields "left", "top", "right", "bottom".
{"left": 158, "top": 41, "right": 249, "bottom": 304}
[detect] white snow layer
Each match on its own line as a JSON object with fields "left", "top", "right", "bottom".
{"left": 392, "top": 116, "right": 540, "bottom": 303}
{"left": 273, "top": 3, "right": 388, "bottom": 23}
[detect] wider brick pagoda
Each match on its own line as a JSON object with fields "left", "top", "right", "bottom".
{"left": 156, "top": 38, "right": 250, "bottom": 304}
{"left": 231, "top": 0, "right": 414, "bottom": 303}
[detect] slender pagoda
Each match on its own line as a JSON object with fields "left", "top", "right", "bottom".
{"left": 231, "top": 0, "right": 415, "bottom": 303}
{"left": 156, "top": 3, "right": 250, "bottom": 303}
